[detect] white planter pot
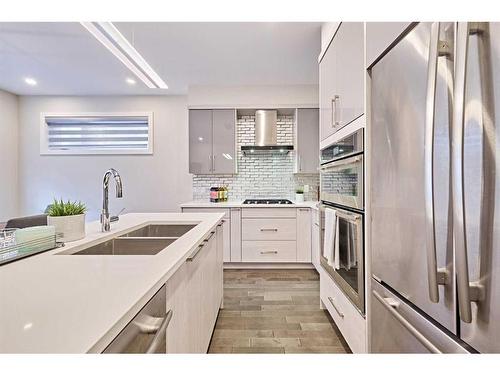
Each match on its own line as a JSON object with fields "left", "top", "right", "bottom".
{"left": 295, "top": 193, "right": 304, "bottom": 203}
{"left": 47, "top": 214, "right": 86, "bottom": 242}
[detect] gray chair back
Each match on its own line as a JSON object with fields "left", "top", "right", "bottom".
{"left": 5, "top": 214, "right": 48, "bottom": 229}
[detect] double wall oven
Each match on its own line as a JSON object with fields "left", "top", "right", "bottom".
{"left": 319, "top": 129, "right": 365, "bottom": 313}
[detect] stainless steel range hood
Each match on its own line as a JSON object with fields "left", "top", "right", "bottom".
{"left": 241, "top": 110, "right": 294, "bottom": 155}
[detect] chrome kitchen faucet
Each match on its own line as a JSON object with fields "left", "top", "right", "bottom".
{"left": 101, "top": 168, "right": 123, "bottom": 232}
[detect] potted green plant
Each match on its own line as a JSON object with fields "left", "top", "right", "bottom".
{"left": 295, "top": 188, "right": 304, "bottom": 203}
{"left": 46, "top": 199, "right": 87, "bottom": 242}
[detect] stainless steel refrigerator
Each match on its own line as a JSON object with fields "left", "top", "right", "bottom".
{"left": 370, "top": 22, "right": 500, "bottom": 353}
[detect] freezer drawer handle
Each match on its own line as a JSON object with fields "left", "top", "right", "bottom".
{"left": 372, "top": 290, "right": 441, "bottom": 353}
{"left": 260, "top": 228, "right": 278, "bottom": 232}
{"left": 327, "top": 296, "right": 344, "bottom": 318}
{"left": 452, "top": 22, "right": 486, "bottom": 324}
{"left": 424, "top": 22, "right": 451, "bottom": 304}
{"left": 146, "top": 310, "right": 173, "bottom": 354}
{"left": 260, "top": 250, "right": 278, "bottom": 255}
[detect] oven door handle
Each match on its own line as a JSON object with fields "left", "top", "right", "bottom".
{"left": 320, "top": 155, "right": 362, "bottom": 171}
{"left": 318, "top": 204, "right": 362, "bottom": 223}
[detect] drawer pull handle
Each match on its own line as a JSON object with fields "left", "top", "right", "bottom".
{"left": 260, "top": 228, "right": 278, "bottom": 232}
{"left": 327, "top": 296, "right": 344, "bottom": 318}
{"left": 260, "top": 250, "right": 278, "bottom": 255}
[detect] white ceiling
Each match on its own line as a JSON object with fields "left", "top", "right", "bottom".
{"left": 0, "top": 22, "right": 321, "bottom": 96}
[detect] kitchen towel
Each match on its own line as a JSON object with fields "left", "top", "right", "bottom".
{"left": 323, "top": 208, "right": 340, "bottom": 269}
{"left": 333, "top": 213, "right": 340, "bottom": 270}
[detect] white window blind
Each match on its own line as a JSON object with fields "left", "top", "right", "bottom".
{"left": 41, "top": 113, "right": 153, "bottom": 155}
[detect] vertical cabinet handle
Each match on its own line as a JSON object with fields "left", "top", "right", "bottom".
{"left": 452, "top": 22, "right": 485, "bottom": 324}
{"left": 331, "top": 95, "right": 340, "bottom": 129}
{"left": 424, "top": 22, "right": 451, "bottom": 303}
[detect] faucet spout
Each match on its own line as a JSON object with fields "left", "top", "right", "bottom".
{"left": 101, "top": 168, "right": 123, "bottom": 232}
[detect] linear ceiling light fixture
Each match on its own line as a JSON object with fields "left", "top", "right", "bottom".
{"left": 81, "top": 22, "right": 168, "bottom": 89}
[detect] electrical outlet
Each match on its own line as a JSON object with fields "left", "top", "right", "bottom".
{"left": 303, "top": 185, "right": 310, "bottom": 193}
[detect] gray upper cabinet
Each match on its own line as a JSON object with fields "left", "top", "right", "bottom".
{"left": 189, "top": 109, "right": 236, "bottom": 174}
{"left": 320, "top": 22, "right": 364, "bottom": 141}
{"left": 295, "top": 108, "right": 319, "bottom": 174}
{"left": 212, "top": 109, "right": 236, "bottom": 174}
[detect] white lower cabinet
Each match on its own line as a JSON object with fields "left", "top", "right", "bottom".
{"left": 242, "top": 240, "right": 297, "bottom": 262}
{"left": 311, "top": 209, "right": 320, "bottom": 271}
{"left": 230, "top": 208, "right": 242, "bottom": 262}
{"left": 165, "top": 224, "right": 223, "bottom": 353}
{"left": 182, "top": 206, "right": 314, "bottom": 264}
{"left": 319, "top": 268, "right": 367, "bottom": 353}
{"left": 296, "top": 208, "right": 311, "bottom": 262}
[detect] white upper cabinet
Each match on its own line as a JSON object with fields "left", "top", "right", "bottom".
{"left": 320, "top": 22, "right": 364, "bottom": 141}
{"left": 366, "top": 22, "right": 411, "bottom": 68}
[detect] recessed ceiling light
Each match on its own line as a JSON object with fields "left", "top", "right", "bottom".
{"left": 126, "top": 77, "right": 136, "bottom": 85}
{"left": 81, "top": 22, "right": 168, "bottom": 89}
{"left": 24, "top": 77, "right": 37, "bottom": 86}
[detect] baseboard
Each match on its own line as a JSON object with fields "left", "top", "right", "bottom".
{"left": 223, "top": 262, "right": 315, "bottom": 269}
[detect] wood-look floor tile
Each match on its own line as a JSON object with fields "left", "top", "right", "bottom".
{"left": 213, "top": 329, "right": 274, "bottom": 338}
{"left": 210, "top": 337, "right": 251, "bottom": 347}
{"left": 251, "top": 338, "right": 300, "bottom": 348}
{"left": 285, "top": 346, "right": 349, "bottom": 354}
{"left": 273, "top": 330, "right": 343, "bottom": 338}
{"left": 232, "top": 347, "right": 285, "bottom": 354}
{"left": 299, "top": 323, "right": 336, "bottom": 331}
{"left": 285, "top": 315, "right": 331, "bottom": 324}
{"left": 208, "top": 346, "right": 233, "bottom": 354}
{"left": 208, "top": 269, "right": 351, "bottom": 354}
{"left": 261, "top": 304, "right": 320, "bottom": 311}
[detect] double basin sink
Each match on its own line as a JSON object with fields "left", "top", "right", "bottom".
{"left": 60, "top": 224, "right": 197, "bottom": 256}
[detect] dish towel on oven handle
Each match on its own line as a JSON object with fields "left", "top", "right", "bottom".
{"left": 323, "top": 208, "right": 340, "bottom": 270}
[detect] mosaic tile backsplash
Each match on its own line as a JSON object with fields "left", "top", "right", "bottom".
{"left": 192, "top": 115, "right": 319, "bottom": 201}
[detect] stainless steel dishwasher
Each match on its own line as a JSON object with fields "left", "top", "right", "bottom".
{"left": 103, "top": 285, "right": 172, "bottom": 353}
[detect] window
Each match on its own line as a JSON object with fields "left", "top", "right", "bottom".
{"left": 40, "top": 112, "right": 153, "bottom": 155}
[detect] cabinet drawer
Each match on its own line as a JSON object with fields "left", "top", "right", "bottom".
{"left": 182, "top": 207, "right": 230, "bottom": 219}
{"left": 242, "top": 218, "right": 296, "bottom": 241}
{"left": 242, "top": 241, "right": 296, "bottom": 262}
{"left": 320, "top": 268, "right": 367, "bottom": 353}
{"left": 241, "top": 208, "right": 296, "bottom": 218}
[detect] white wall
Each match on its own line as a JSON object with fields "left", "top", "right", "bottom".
{"left": 0, "top": 89, "right": 19, "bottom": 222}
{"left": 18, "top": 95, "right": 192, "bottom": 221}
{"left": 188, "top": 85, "right": 319, "bottom": 108}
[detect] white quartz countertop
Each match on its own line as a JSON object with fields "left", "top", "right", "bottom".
{"left": 0, "top": 212, "right": 224, "bottom": 353}
{"left": 180, "top": 200, "right": 319, "bottom": 209}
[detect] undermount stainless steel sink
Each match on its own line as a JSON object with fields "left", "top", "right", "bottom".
{"left": 68, "top": 238, "right": 177, "bottom": 256}
{"left": 59, "top": 223, "right": 199, "bottom": 255}
{"left": 119, "top": 224, "right": 197, "bottom": 238}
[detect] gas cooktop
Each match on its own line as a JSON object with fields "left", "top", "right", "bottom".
{"left": 242, "top": 199, "right": 293, "bottom": 205}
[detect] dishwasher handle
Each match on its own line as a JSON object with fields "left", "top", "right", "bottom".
{"left": 146, "top": 310, "right": 173, "bottom": 354}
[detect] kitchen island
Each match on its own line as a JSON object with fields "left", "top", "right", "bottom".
{"left": 0, "top": 212, "right": 224, "bottom": 353}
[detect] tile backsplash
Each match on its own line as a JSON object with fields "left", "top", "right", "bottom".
{"left": 192, "top": 114, "right": 319, "bottom": 201}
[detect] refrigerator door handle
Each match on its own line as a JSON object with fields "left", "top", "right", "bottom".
{"left": 373, "top": 290, "right": 442, "bottom": 353}
{"left": 425, "top": 22, "right": 451, "bottom": 303}
{"left": 452, "top": 22, "right": 485, "bottom": 324}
